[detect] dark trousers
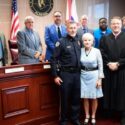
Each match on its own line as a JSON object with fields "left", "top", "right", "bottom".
{"left": 59, "top": 71, "right": 81, "bottom": 125}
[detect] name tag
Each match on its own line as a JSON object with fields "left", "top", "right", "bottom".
{"left": 43, "top": 65, "right": 51, "bottom": 69}
{"left": 67, "top": 46, "right": 71, "bottom": 48}
{"left": 5, "top": 67, "right": 24, "bottom": 73}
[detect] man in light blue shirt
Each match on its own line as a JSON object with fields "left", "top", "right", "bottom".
{"left": 93, "top": 17, "right": 112, "bottom": 48}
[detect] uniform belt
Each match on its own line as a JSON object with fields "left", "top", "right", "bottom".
{"left": 61, "top": 66, "right": 80, "bottom": 72}
{"left": 81, "top": 66, "right": 98, "bottom": 71}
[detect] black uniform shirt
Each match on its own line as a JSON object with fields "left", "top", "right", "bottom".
{"left": 51, "top": 34, "right": 81, "bottom": 77}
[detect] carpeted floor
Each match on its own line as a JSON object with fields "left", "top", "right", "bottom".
{"left": 93, "top": 118, "right": 120, "bottom": 125}
{"left": 66, "top": 118, "right": 120, "bottom": 125}
{"left": 80, "top": 115, "right": 120, "bottom": 125}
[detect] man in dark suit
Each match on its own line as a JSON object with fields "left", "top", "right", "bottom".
{"left": 44, "top": 11, "right": 67, "bottom": 61}
{"left": 0, "top": 32, "right": 8, "bottom": 66}
{"left": 17, "top": 16, "right": 45, "bottom": 64}
{"left": 77, "top": 15, "right": 93, "bottom": 44}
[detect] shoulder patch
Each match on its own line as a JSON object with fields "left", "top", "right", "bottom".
{"left": 55, "top": 41, "right": 60, "bottom": 47}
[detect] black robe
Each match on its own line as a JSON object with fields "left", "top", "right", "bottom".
{"left": 99, "top": 32, "right": 125, "bottom": 111}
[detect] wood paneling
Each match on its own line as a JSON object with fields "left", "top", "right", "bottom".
{"left": 0, "top": 63, "right": 59, "bottom": 125}
{"left": 1, "top": 86, "right": 29, "bottom": 118}
{"left": 39, "top": 82, "right": 59, "bottom": 110}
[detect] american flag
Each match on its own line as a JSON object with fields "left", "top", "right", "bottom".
{"left": 66, "top": 0, "right": 78, "bottom": 22}
{"left": 10, "top": 0, "right": 20, "bottom": 40}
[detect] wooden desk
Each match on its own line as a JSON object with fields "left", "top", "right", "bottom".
{"left": 0, "top": 63, "right": 59, "bottom": 125}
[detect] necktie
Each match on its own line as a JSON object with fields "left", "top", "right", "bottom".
{"left": 83, "top": 28, "right": 87, "bottom": 33}
{"left": 57, "top": 26, "right": 62, "bottom": 38}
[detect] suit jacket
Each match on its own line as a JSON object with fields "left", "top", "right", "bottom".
{"left": 77, "top": 27, "right": 93, "bottom": 44}
{"left": 0, "top": 32, "right": 8, "bottom": 66}
{"left": 44, "top": 24, "right": 67, "bottom": 60}
{"left": 17, "top": 28, "right": 42, "bottom": 64}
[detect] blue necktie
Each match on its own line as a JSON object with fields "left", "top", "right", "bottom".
{"left": 83, "top": 28, "right": 87, "bottom": 33}
{"left": 58, "top": 27, "right": 62, "bottom": 38}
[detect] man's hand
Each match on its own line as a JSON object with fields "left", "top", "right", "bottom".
{"left": 107, "top": 62, "right": 119, "bottom": 71}
{"left": 39, "top": 53, "right": 45, "bottom": 62}
{"left": 54, "top": 77, "right": 63, "bottom": 86}
{"left": 34, "top": 51, "right": 41, "bottom": 59}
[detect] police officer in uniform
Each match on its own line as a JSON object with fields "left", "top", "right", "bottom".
{"left": 51, "top": 21, "right": 82, "bottom": 125}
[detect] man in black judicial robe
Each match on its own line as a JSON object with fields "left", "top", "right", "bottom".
{"left": 99, "top": 16, "right": 125, "bottom": 125}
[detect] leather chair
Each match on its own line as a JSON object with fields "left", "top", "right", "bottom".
{"left": 8, "top": 40, "right": 18, "bottom": 65}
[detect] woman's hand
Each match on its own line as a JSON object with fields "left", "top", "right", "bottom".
{"left": 96, "top": 79, "right": 102, "bottom": 89}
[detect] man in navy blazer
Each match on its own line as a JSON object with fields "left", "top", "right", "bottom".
{"left": 44, "top": 11, "right": 67, "bottom": 61}
{"left": 17, "top": 16, "right": 45, "bottom": 64}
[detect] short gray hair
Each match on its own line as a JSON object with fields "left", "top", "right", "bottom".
{"left": 81, "top": 15, "right": 88, "bottom": 20}
{"left": 24, "top": 16, "right": 34, "bottom": 23}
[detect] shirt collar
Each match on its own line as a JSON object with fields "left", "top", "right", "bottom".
{"left": 25, "top": 27, "right": 33, "bottom": 33}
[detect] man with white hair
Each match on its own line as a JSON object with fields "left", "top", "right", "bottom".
{"left": 17, "top": 16, "right": 45, "bottom": 64}
{"left": 77, "top": 15, "right": 93, "bottom": 44}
